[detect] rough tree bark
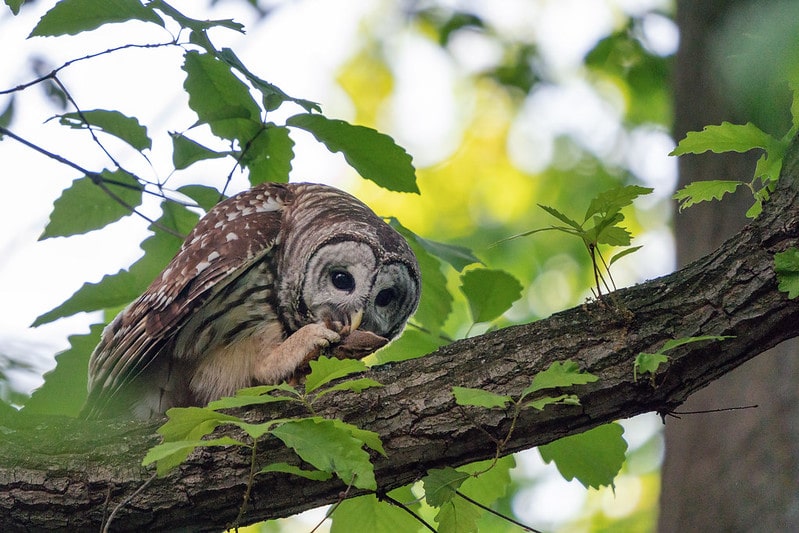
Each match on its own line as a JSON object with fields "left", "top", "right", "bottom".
{"left": 1, "top": 137, "right": 798, "bottom": 531}
{"left": 660, "top": 1, "right": 799, "bottom": 531}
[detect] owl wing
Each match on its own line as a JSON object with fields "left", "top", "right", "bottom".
{"left": 82, "top": 183, "right": 292, "bottom": 418}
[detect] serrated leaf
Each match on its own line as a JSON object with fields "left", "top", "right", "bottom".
{"left": 584, "top": 185, "right": 653, "bottom": 220}
{"left": 435, "top": 498, "right": 482, "bottom": 533}
{"left": 205, "top": 393, "right": 295, "bottom": 411}
{"left": 319, "top": 377, "right": 383, "bottom": 396}
{"left": 150, "top": 0, "right": 243, "bottom": 35}
{"left": 143, "top": 437, "right": 245, "bottom": 476}
{"left": 59, "top": 109, "right": 151, "bottom": 151}
{"left": 41, "top": 170, "right": 143, "bottom": 239}
{"left": 634, "top": 352, "right": 669, "bottom": 382}
{"left": 157, "top": 406, "right": 241, "bottom": 442}
{"left": 593, "top": 224, "right": 632, "bottom": 246}
{"left": 330, "top": 418, "right": 385, "bottom": 456}
{"left": 673, "top": 180, "right": 743, "bottom": 211}
{"left": 243, "top": 124, "right": 294, "bottom": 185}
{"left": 775, "top": 247, "right": 799, "bottom": 299}
{"left": 423, "top": 467, "right": 469, "bottom": 506}
{"left": 539, "top": 422, "right": 627, "bottom": 489}
{"left": 671, "top": 122, "right": 775, "bottom": 156}
{"left": 177, "top": 184, "right": 224, "bottom": 212}
{"left": 22, "top": 324, "right": 102, "bottom": 416}
{"left": 5, "top": 0, "right": 23, "bottom": 15}
{"left": 523, "top": 360, "right": 598, "bottom": 397}
{"left": 389, "top": 219, "right": 481, "bottom": 271}
{"left": 410, "top": 241, "right": 452, "bottom": 334}
{"left": 609, "top": 245, "right": 643, "bottom": 267}
{"left": 539, "top": 203, "right": 583, "bottom": 230}
{"left": 527, "top": 393, "right": 581, "bottom": 410}
{"left": 367, "top": 328, "right": 447, "bottom": 365}
{"left": 452, "top": 386, "right": 512, "bottom": 409}
{"left": 30, "top": 0, "right": 163, "bottom": 37}
{"left": 305, "top": 356, "right": 367, "bottom": 394}
{"left": 33, "top": 202, "right": 195, "bottom": 326}
{"left": 287, "top": 113, "right": 418, "bottom": 193}
{"left": 459, "top": 268, "right": 523, "bottom": 324}
{"left": 660, "top": 335, "right": 732, "bottom": 353}
{"left": 182, "top": 51, "right": 262, "bottom": 142}
{"left": 259, "top": 462, "right": 332, "bottom": 481}
{"left": 216, "top": 47, "right": 320, "bottom": 113}
{"left": 457, "top": 455, "right": 515, "bottom": 503}
{"left": 331, "top": 494, "right": 421, "bottom": 533}
{"left": 171, "top": 133, "right": 226, "bottom": 171}
{"left": 271, "top": 418, "right": 376, "bottom": 489}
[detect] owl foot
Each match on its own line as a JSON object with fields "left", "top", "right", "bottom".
{"left": 255, "top": 323, "right": 340, "bottom": 385}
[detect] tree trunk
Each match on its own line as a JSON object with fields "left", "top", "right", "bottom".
{"left": 2, "top": 137, "right": 799, "bottom": 531}
{"left": 660, "top": 2, "right": 799, "bottom": 531}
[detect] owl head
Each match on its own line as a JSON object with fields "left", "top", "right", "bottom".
{"left": 276, "top": 184, "right": 421, "bottom": 343}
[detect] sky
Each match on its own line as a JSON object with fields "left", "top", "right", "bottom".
{"left": 0, "top": 0, "right": 677, "bottom": 529}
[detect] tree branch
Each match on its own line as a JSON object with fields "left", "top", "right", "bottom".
{"left": 2, "top": 139, "right": 798, "bottom": 531}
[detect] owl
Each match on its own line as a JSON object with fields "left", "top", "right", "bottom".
{"left": 81, "top": 182, "right": 421, "bottom": 419}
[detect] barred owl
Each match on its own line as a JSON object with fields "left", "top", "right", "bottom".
{"left": 81, "top": 182, "right": 420, "bottom": 419}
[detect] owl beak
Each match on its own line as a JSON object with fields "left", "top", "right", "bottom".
{"left": 349, "top": 309, "right": 364, "bottom": 332}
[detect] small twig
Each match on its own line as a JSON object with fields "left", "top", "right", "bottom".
{"left": 666, "top": 404, "right": 759, "bottom": 420}
{"left": 308, "top": 474, "right": 358, "bottom": 533}
{"left": 380, "top": 493, "right": 437, "bottom": 532}
{"left": 0, "top": 125, "right": 185, "bottom": 238}
{"left": 231, "top": 440, "right": 259, "bottom": 531}
{"left": 1, "top": 41, "right": 179, "bottom": 96}
{"left": 454, "top": 490, "right": 543, "bottom": 533}
{"left": 102, "top": 473, "right": 157, "bottom": 533}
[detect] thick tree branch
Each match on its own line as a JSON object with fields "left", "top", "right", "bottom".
{"left": 2, "top": 139, "right": 798, "bottom": 531}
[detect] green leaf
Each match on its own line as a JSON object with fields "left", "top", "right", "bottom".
{"left": 143, "top": 437, "right": 245, "bottom": 476}
{"left": 671, "top": 122, "right": 775, "bottom": 156}
{"left": 459, "top": 268, "right": 523, "bottom": 323}
{"left": 5, "top": 0, "right": 23, "bottom": 15}
{"left": 216, "top": 48, "right": 320, "bottom": 113}
{"left": 389, "top": 219, "right": 481, "bottom": 271}
{"left": 538, "top": 422, "right": 627, "bottom": 489}
{"left": 528, "top": 393, "right": 581, "bottom": 410}
{"left": 157, "top": 406, "right": 241, "bottom": 442}
{"left": 304, "top": 356, "right": 367, "bottom": 394}
{"left": 177, "top": 184, "right": 224, "bottom": 212}
{"left": 287, "top": 113, "right": 418, "bottom": 193}
{"left": 593, "top": 224, "right": 632, "bottom": 246}
{"left": 584, "top": 185, "right": 653, "bottom": 220}
{"left": 205, "top": 393, "right": 296, "bottom": 411}
{"left": 30, "top": 0, "right": 163, "bottom": 37}
{"left": 243, "top": 124, "right": 294, "bottom": 185}
{"left": 259, "top": 462, "right": 332, "bottom": 481}
{"left": 41, "top": 170, "right": 143, "bottom": 239}
{"left": 330, "top": 418, "right": 385, "bottom": 456}
{"left": 410, "top": 242, "right": 453, "bottom": 334}
{"left": 539, "top": 203, "right": 583, "bottom": 230}
{"left": 331, "top": 494, "right": 421, "bottom": 533}
{"left": 367, "top": 328, "right": 447, "bottom": 365}
{"left": 59, "top": 109, "right": 151, "bottom": 151}
{"left": 22, "top": 324, "right": 103, "bottom": 416}
{"left": 435, "top": 498, "right": 482, "bottom": 533}
{"left": 673, "top": 180, "right": 743, "bottom": 211}
{"left": 422, "top": 467, "right": 469, "bottom": 506}
{"left": 150, "top": 1, "right": 244, "bottom": 35}
{"left": 659, "top": 335, "right": 732, "bottom": 352}
{"left": 271, "top": 418, "right": 377, "bottom": 490}
{"left": 523, "top": 360, "right": 598, "bottom": 397}
{"left": 319, "top": 377, "right": 383, "bottom": 397}
{"left": 775, "top": 247, "right": 799, "bottom": 299}
{"left": 457, "top": 455, "right": 515, "bottom": 504}
{"left": 32, "top": 202, "right": 195, "bottom": 326}
{"left": 0, "top": 96, "right": 14, "bottom": 130}
{"left": 452, "top": 386, "right": 512, "bottom": 409}
{"left": 182, "top": 51, "right": 262, "bottom": 142}
{"left": 609, "top": 245, "right": 643, "bottom": 267}
{"left": 171, "top": 133, "right": 227, "bottom": 171}
{"left": 634, "top": 352, "right": 669, "bottom": 382}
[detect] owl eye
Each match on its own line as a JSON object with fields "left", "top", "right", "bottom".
{"left": 331, "top": 270, "right": 355, "bottom": 292}
{"left": 375, "top": 288, "right": 396, "bottom": 307}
